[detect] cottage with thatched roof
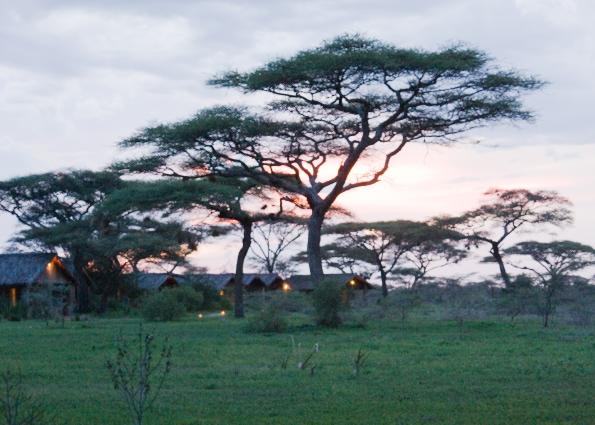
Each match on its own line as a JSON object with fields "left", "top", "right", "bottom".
{"left": 0, "top": 253, "right": 77, "bottom": 309}
{"left": 134, "top": 273, "right": 180, "bottom": 291}
{"left": 180, "top": 273, "right": 287, "bottom": 294}
{"left": 288, "top": 274, "right": 373, "bottom": 292}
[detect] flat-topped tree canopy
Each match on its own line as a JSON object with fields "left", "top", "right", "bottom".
{"left": 0, "top": 170, "right": 123, "bottom": 230}
{"left": 120, "top": 34, "right": 543, "bottom": 282}
{"left": 322, "top": 220, "right": 465, "bottom": 295}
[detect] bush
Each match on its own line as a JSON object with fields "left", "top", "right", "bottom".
{"left": 312, "top": 278, "right": 348, "bottom": 327}
{"left": 246, "top": 302, "right": 288, "bottom": 333}
{"left": 190, "top": 282, "right": 229, "bottom": 311}
{"left": 141, "top": 291, "right": 185, "bottom": 321}
{"left": 166, "top": 286, "right": 204, "bottom": 312}
{"left": 0, "top": 301, "right": 27, "bottom": 321}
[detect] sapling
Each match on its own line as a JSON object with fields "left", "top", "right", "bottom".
{"left": 106, "top": 325, "right": 172, "bottom": 425}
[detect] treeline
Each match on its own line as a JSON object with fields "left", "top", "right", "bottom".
{"left": 0, "top": 34, "right": 592, "bottom": 320}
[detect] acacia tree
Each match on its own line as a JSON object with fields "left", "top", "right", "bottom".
{"left": 0, "top": 170, "right": 123, "bottom": 309}
{"left": 249, "top": 221, "right": 304, "bottom": 274}
{"left": 438, "top": 189, "right": 572, "bottom": 287}
{"left": 505, "top": 240, "right": 595, "bottom": 327}
{"left": 120, "top": 34, "right": 542, "bottom": 283}
{"left": 102, "top": 178, "right": 296, "bottom": 317}
{"left": 394, "top": 238, "right": 467, "bottom": 289}
{"left": 323, "top": 221, "right": 463, "bottom": 296}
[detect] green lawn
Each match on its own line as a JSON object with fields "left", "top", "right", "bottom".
{"left": 0, "top": 315, "right": 594, "bottom": 425}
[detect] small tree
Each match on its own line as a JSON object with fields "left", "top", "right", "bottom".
{"left": 439, "top": 189, "right": 572, "bottom": 287}
{"left": 312, "top": 278, "right": 348, "bottom": 327}
{"left": 497, "top": 275, "right": 537, "bottom": 322}
{"left": 249, "top": 221, "right": 303, "bottom": 274}
{"left": 1, "top": 369, "right": 56, "bottom": 425}
{"left": 106, "top": 326, "right": 172, "bottom": 425}
{"left": 505, "top": 240, "right": 595, "bottom": 327}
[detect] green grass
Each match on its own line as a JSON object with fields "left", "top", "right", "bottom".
{"left": 0, "top": 315, "right": 594, "bottom": 425}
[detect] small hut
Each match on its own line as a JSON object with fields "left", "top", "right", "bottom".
{"left": 288, "top": 274, "right": 373, "bottom": 292}
{"left": 182, "top": 273, "right": 287, "bottom": 295}
{"left": 0, "top": 253, "right": 77, "bottom": 310}
{"left": 134, "top": 273, "right": 180, "bottom": 291}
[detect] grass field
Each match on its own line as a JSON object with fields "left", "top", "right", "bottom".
{"left": 0, "top": 314, "right": 594, "bottom": 425}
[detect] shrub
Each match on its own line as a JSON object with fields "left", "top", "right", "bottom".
{"left": 190, "top": 282, "right": 228, "bottom": 310}
{"left": 1, "top": 368, "right": 58, "bottom": 424}
{"left": 106, "top": 325, "right": 172, "bottom": 425}
{"left": 24, "top": 291, "right": 59, "bottom": 321}
{"left": 166, "top": 286, "right": 204, "bottom": 312}
{"left": 0, "top": 301, "right": 27, "bottom": 322}
{"left": 312, "top": 278, "right": 348, "bottom": 327}
{"left": 246, "top": 302, "right": 288, "bottom": 333}
{"left": 141, "top": 292, "right": 185, "bottom": 322}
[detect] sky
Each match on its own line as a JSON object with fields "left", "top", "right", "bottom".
{"left": 1, "top": 0, "right": 594, "bottom": 280}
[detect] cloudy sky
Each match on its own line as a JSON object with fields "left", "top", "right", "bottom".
{"left": 1, "top": 0, "right": 594, "bottom": 278}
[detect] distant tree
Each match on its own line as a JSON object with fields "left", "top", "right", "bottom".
{"left": 249, "top": 221, "right": 303, "bottom": 274}
{"left": 393, "top": 238, "right": 467, "bottom": 289}
{"left": 324, "top": 221, "right": 463, "bottom": 296}
{"left": 120, "top": 34, "right": 542, "bottom": 283}
{"left": 505, "top": 240, "right": 595, "bottom": 327}
{"left": 438, "top": 189, "right": 572, "bottom": 287}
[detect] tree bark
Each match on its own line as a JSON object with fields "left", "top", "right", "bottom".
{"left": 72, "top": 250, "right": 90, "bottom": 313}
{"left": 307, "top": 210, "right": 325, "bottom": 284}
{"left": 233, "top": 220, "right": 252, "bottom": 318}
{"left": 490, "top": 242, "right": 512, "bottom": 287}
{"left": 379, "top": 268, "right": 388, "bottom": 297}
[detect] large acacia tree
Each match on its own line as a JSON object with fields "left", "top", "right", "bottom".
{"left": 102, "top": 178, "right": 296, "bottom": 317}
{"left": 121, "top": 34, "right": 542, "bottom": 282}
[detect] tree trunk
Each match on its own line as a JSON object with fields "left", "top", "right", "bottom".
{"left": 307, "top": 210, "right": 325, "bottom": 284}
{"left": 72, "top": 251, "right": 90, "bottom": 313}
{"left": 490, "top": 242, "right": 512, "bottom": 287}
{"left": 234, "top": 220, "right": 252, "bottom": 318}
{"left": 379, "top": 268, "right": 388, "bottom": 297}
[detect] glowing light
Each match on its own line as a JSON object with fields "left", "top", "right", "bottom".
{"left": 349, "top": 279, "right": 356, "bottom": 286}
{"left": 197, "top": 313, "right": 203, "bottom": 319}
{"left": 282, "top": 282, "right": 291, "bottom": 292}
{"left": 9, "top": 288, "right": 17, "bottom": 306}
{"left": 220, "top": 310, "right": 226, "bottom": 317}
{"left": 218, "top": 290, "right": 225, "bottom": 296}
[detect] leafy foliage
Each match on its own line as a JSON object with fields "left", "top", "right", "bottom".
{"left": 141, "top": 292, "right": 185, "bottom": 322}
{"left": 312, "top": 278, "right": 349, "bottom": 327}
{"left": 106, "top": 326, "right": 172, "bottom": 425}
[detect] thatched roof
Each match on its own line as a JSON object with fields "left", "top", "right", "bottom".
{"left": 180, "top": 273, "right": 284, "bottom": 290}
{"left": 180, "top": 273, "right": 234, "bottom": 290}
{"left": 242, "top": 273, "right": 284, "bottom": 287}
{"left": 288, "top": 274, "right": 372, "bottom": 291}
{"left": 0, "top": 253, "right": 71, "bottom": 286}
{"left": 134, "top": 273, "right": 180, "bottom": 290}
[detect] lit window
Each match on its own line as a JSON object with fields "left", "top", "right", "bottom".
{"left": 9, "top": 288, "right": 17, "bottom": 306}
